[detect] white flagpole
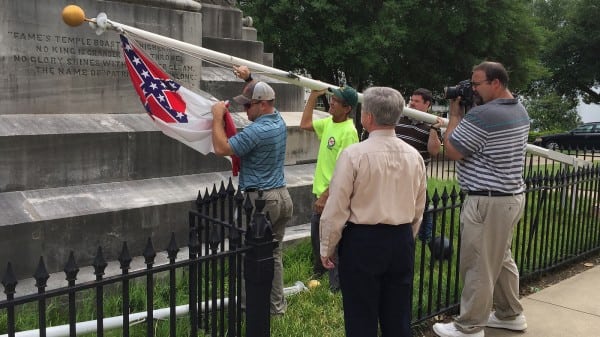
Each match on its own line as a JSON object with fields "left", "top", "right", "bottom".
{"left": 82, "top": 11, "right": 589, "bottom": 167}
{"left": 89, "top": 13, "right": 337, "bottom": 91}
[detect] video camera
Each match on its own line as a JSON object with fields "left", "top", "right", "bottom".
{"left": 444, "top": 79, "right": 474, "bottom": 109}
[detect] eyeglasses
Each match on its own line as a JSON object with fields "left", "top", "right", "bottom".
{"left": 470, "top": 80, "right": 491, "bottom": 87}
{"left": 243, "top": 101, "right": 260, "bottom": 109}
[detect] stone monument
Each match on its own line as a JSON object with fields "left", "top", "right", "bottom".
{"left": 0, "top": 0, "right": 315, "bottom": 278}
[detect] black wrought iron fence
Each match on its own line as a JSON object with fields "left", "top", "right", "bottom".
{"left": 412, "top": 151, "right": 600, "bottom": 324}
{"left": 3, "top": 150, "right": 600, "bottom": 335}
{"left": 0, "top": 179, "right": 276, "bottom": 337}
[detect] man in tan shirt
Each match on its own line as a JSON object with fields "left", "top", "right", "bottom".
{"left": 320, "top": 86, "right": 427, "bottom": 337}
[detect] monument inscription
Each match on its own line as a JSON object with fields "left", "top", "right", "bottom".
{"left": 0, "top": 0, "right": 203, "bottom": 115}
{"left": 7, "top": 31, "right": 196, "bottom": 80}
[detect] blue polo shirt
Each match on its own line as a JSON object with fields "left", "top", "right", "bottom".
{"left": 228, "top": 110, "right": 287, "bottom": 190}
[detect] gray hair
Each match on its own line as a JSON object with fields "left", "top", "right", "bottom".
{"left": 362, "top": 87, "right": 405, "bottom": 126}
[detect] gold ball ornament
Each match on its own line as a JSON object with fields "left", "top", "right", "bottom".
{"left": 307, "top": 279, "right": 321, "bottom": 289}
{"left": 62, "top": 5, "right": 86, "bottom": 27}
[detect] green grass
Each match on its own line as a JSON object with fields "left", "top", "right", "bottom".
{"left": 0, "top": 239, "right": 451, "bottom": 337}
{"left": 274, "top": 240, "right": 345, "bottom": 337}
{"left": 2, "top": 172, "right": 598, "bottom": 336}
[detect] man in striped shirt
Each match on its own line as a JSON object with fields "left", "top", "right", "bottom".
{"left": 433, "top": 61, "right": 530, "bottom": 337}
{"left": 395, "top": 88, "right": 442, "bottom": 243}
{"left": 395, "top": 88, "right": 442, "bottom": 167}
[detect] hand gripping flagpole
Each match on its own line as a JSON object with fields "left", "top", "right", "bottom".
{"left": 62, "top": 6, "right": 590, "bottom": 167}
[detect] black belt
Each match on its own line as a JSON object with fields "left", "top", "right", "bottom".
{"left": 346, "top": 222, "right": 411, "bottom": 227}
{"left": 244, "top": 186, "right": 284, "bottom": 193}
{"left": 466, "top": 190, "right": 523, "bottom": 197}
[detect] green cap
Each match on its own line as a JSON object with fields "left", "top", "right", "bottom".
{"left": 329, "top": 85, "right": 358, "bottom": 108}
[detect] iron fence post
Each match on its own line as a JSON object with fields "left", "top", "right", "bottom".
{"left": 244, "top": 193, "right": 276, "bottom": 337}
{"left": 2, "top": 263, "right": 17, "bottom": 337}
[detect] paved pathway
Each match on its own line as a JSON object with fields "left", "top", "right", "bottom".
{"left": 485, "top": 264, "right": 600, "bottom": 337}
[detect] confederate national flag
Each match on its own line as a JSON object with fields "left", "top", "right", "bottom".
{"left": 120, "top": 34, "right": 239, "bottom": 175}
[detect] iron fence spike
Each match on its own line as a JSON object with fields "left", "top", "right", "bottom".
{"left": 33, "top": 257, "right": 50, "bottom": 288}
{"left": 2, "top": 262, "right": 18, "bottom": 293}
{"left": 234, "top": 187, "right": 244, "bottom": 202}
{"left": 118, "top": 242, "right": 132, "bottom": 270}
{"left": 218, "top": 180, "right": 227, "bottom": 198}
{"left": 226, "top": 177, "right": 235, "bottom": 195}
{"left": 167, "top": 232, "right": 179, "bottom": 260}
{"left": 93, "top": 246, "right": 108, "bottom": 277}
{"left": 210, "top": 184, "right": 218, "bottom": 201}
{"left": 202, "top": 187, "right": 210, "bottom": 202}
{"left": 63, "top": 251, "right": 79, "bottom": 281}
{"left": 143, "top": 238, "right": 157, "bottom": 265}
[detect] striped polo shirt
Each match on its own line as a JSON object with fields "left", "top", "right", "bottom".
{"left": 449, "top": 98, "right": 530, "bottom": 193}
{"left": 395, "top": 117, "right": 440, "bottom": 166}
{"left": 228, "top": 110, "right": 287, "bottom": 191}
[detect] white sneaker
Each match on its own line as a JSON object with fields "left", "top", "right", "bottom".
{"left": 487, "top": 311, "right": 527, "bottom": 331}
{"left": 433, "top": 322, "right": 484, "bottom": 337}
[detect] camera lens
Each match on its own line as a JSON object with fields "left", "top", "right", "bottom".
{"left": 444, "top": 86, "right": 460, "bottom": 99}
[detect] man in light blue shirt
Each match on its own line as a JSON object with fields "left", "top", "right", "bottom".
{"left": 211, "top": 77, "right": 293, "bottom": 315}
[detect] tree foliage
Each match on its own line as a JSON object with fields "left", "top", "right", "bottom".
{"left": 533, "top": 0, "right": 600, "bottom": 104}
{"left": 239, "top": 0, "right": 543, "bottom": 97}
{"left": 375, "top": 0, "right": 544, "bottom": 95}
{"left": 239, "top": 0, "right": 409, "bottom": 91}
{"left": 525, "top": 90, "right": 581, "bottom": 132}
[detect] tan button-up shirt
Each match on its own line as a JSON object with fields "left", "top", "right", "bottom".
{"left": 320, "top": 129, "right": 427, "bottom": 257}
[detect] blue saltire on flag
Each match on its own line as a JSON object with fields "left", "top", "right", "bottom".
{"left": 120, "top": 34, "right": 239, "bottom": 175}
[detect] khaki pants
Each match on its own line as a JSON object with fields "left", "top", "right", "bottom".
{"left": 245, "top": 187, "right": 293, "bottom": 314}
{"left": 454, "top": 194, "right": 525, "bottom": 334}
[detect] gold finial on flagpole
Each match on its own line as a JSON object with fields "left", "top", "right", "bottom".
{"left": 62, "top": 5, "right": 87, "bottom": 27}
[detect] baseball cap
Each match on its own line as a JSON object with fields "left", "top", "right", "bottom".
{"left": 329, "top": 85, "right": 358, "bottom": 108}
{"left": 233, "top": 81, "right": 275, "bottom": 105}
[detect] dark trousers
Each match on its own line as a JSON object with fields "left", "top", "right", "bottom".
{"left": 338, "top": 223, "right": 415, "bottom": 337}
{"left": 418, "top": 210, "right": 433, "bottom": 243}
{"left": 311, "top": 212, "right": 340, "bottom": 290}
{"left": 311, "top": 212, "right": 326, "bottom": 275}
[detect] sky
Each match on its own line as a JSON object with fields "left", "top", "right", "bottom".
{"left": 579, "top": 103, "right": 599, "bottom": 123}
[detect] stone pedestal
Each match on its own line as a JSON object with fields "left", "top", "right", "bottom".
{"left": 0, "top": 0, "right": 313, "bottom": 278}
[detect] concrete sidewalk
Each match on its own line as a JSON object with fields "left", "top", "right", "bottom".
{"left": 485, "top": 264, "right": 600, "bottom": 337}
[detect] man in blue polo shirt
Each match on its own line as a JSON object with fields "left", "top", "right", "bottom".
{"left": 211, "top": 77, "right": 293, "bottom": 315}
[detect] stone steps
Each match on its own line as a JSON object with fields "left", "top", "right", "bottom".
{"left": 0, "top": 80, "right": 324, "bottom": 281}
{"left": 0, "top": 163, "right": 317, "bottom": 279}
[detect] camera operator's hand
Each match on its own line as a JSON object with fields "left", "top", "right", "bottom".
{"left": 448, "top": 98, "right": 465, "bottom": 118}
